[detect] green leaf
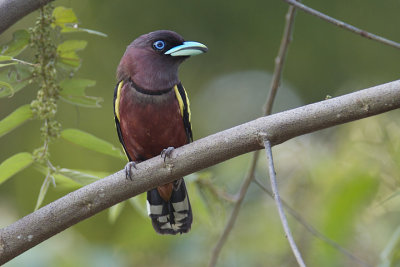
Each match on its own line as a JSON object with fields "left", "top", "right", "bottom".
{"left": 52, "top": 6, "right": 107, "bottom": 37}
{"left": 0, "top": 104, "right": 33, "bottom": 138}
{"left": 60, "top": 78, "right": 96, "bottom": 92}
{"left": 52, "top": 6, "right": 78, "bottom": 31}
{"left": 108, "top": 202, "right": 126, "bottom": 224}
{"left": 0, "top": 62, "right": 18, "bottom": 68}
{"left": 57, "top": 40, "right": 87, "bottom": 69}
{"left": 34, "top": 175, "right": 53, "bottom": 210}
{"left": 57, "top": 54, "right": 80, "bottom": 69}
{"left": 57, "top": 40, "right": 87, "bottom": 53}
{"left": 0, "top": 30, "right": 30, "bottom": 57}
{"left": 58, "top": 168, "right": 99, "bottom": 185}
{"left": 0, "top": 55, "right": 13, "bottom": 61}
{"left": 59, "top": 78, "right": 102, "bottom": 107}
{"left": 0, "top": 152, "right": 34, "bottom": 185}
{"left": 61, "top": 128, "right": 125, "bottom": 159}
{"left": 0, "top": 80, "right": 13, "bottom": 97}
{"left": 0, "top": 66, "right": 31, "bottom": 98}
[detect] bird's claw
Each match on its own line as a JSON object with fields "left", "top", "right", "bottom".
{"left": 160, "top": 147, "right": 175, "bottom": 163}
{"left": 124, "top": 161, "right": 138, "bottom": 181}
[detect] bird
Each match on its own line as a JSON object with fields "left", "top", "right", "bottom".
{"left": 113, "top": 30, "right": 207, "bottom": 234}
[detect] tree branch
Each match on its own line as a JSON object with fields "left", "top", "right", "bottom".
{"left": 282, "top": 0, "right": 400, "bottom": 50}
{"left": 0, "top": 0, "right": 54, "bottom": 35}
{"left": 0, "top": 80, "right": 400, "bottom": 264}
{"left": 264, "top": 139, "right": 306, "bottom": 267}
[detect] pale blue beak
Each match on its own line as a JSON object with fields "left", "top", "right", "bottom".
{"left": 165, "top": 41, "right": 208, "bottom": 56}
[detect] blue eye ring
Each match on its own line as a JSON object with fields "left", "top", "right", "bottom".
{"left": 153, "top": 40, "right": 165, "bottom": 51}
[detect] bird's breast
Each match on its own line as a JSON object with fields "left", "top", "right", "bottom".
{"left": 118, "top": 83, "right": 187, "bottom": 161}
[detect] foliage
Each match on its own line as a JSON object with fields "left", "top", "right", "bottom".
{"left": 0, "top": 152, "right": 33, "bottom": 185}
{"left": 0, "top": 4, "right": 107, "bottom": 210}
{"left": 60, "top": 128, "right": 125, "bottom": 159}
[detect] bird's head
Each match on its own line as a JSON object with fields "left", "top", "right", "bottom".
{"left": 117, "top": 30, "right": 207, "bottom": 91}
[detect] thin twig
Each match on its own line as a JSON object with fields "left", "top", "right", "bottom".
{"left": 208, "top": 151, "right": 260, "bottom": 267}
{"left": 282, "top": 0, "right": 400, "bottom": 50}
{"left": 209, "top": 4, "right": 298, "bottom": 267}
{"left": 264, "top": 4, "right": 297, "bottom": 116}
{"left": 264, "top": 139, "right": 306, "bottom": 267}
{"left": 253, "top": 178, "right": 372, "bottom": 267}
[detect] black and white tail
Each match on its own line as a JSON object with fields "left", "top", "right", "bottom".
{"left": 147, "top": 179, "right": 192, "bottom": 234}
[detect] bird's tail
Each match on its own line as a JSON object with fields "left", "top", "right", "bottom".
{"left": 146, "top": 179, "right": 192, "bottom": 234}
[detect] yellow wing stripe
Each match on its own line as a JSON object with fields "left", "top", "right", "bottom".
{"left": 174, "top": 84, "right": 192, "bottom": 123}
{"left": 115, "top": 81, "right": 124, "bottom": 121}
{"left": 174, "top": 85, "right": 184, "bottom": 117}
{"left": 183, "top": 86, "right": 191, "bottom": 122}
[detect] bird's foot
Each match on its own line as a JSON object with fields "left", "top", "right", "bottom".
{"left": 160, "top": 147, "right": 175, "bottom": 162}
{"left": 124, "top": 161, "right": 138, "bottom": 181}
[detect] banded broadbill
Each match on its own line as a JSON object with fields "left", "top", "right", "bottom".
{"left": 114, "top": 30, "right": 207, "bottom": 234}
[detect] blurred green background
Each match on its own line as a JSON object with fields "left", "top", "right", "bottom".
{"left": 1, "top": 0, "right": 400, "bottom": 266}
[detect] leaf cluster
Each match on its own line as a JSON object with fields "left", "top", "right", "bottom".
{"left": 0, "top": 5, "right": 107, "bottom": 210}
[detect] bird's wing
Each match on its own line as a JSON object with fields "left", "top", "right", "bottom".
{"left": 174, "top": 83, "right": 193, "bottom": 143}
{"left": 113, "top": 81, "right": 132, "bottom": 161}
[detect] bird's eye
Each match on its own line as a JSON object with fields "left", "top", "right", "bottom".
{"left": 153, "top": 40, "right": 165, "bottom": 51}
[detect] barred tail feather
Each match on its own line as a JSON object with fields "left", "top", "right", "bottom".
{"left": 147, "top": 179, "right": 192, "bottom": 235}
